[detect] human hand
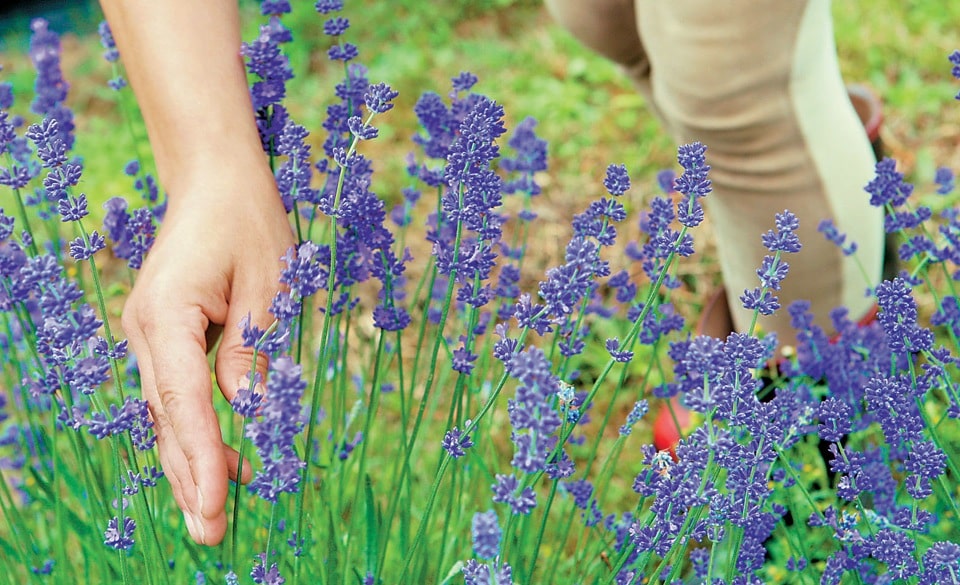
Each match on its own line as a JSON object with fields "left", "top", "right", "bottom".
{"left": 121, "top": 172, "right": 294, "bottom": 545}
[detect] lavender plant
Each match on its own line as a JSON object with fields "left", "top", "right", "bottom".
{"left": 0, "top": 4, "right": 958, "bottom": 585}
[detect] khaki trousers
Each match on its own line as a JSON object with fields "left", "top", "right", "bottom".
{"left": 546, "top": 0, "right": 883, "bottom": 340}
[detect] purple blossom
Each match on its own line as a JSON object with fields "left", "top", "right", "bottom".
{"left": 29, "top": 19, "right": 75, "bottom": 150}
{"left": 755, "top": 255, "right": 790, "bottom": 291}
{"left": 364, "top": 82, "right": 399, "bottom": 114}
{"left": 411, "top": 91, "right": 456, "bottom": 161}
{"left": 433, "top": 93, "right": 506, "bottom": 310}
{"left": 0, "top": 81, "right": 12, "bottom": 111}
{"left": 451, "top": 72, "right": 478, "bottom": 94}
{"left": 250, "top": 553, "right": 285, "bottom": 585}
{"left": 740, "top": 287, "right": 780, "bottom": 316}
{"left": 875, "top": 277, "right": 933, "bottom": 354}
{"left": 504, "top": 346, "right": 563, "bottom": 473}
{"left": 871, "top": 528, "right": 918, "bottom": 579}
{"left": 904, "top": 440, "right": 947, "bottom": 481}
{"left": 26, "top": 117, "right": 67, "bottom": 168}
{"left": 242, "top": 24, "right": 294, "bottom": 148}
{"left": 603, "top": 163, "right": 631, "bottom": 196}
{"left": 232, "top": 387, "right": 264, "bottom": 418}
{"left": 471, "top": 510, "right": 501, "bottom": 560}
{"left": 604, "top": 337, "right": 633, "bottom": 362}
{"left": 674, "top": 142, "right": 711, "bottom": 227}
{"left": 0, "top": 110, "right": 16, "bottom": 153}
{"left": 491, "top": 474, "right": 537, "bottom": 515}
{"left": 68, "top": 231, "right": 106, "bottom": 261}
{"left": 923, "top": 541, "right": 960, "bottom": 584}
{"left": 57, "top": 193, "right": 87, "bottom": 221}
{"left": 328, "top": 43, "right": 359, "bottom": 62}
{"left": 935, "top": 166, "right": 955, "bottom": 195}
{"left": 315, "top": 0, "right": 344, "bottom": 13}
{"left": 275, "top": 123, "right": 319, "bottom": 211}
{"left": 441, "top": 427, "right": 474, "bottom": 459}
{"left": 323, "top": 16, "right": 349, "bottom": 36}
{"left": 347, "top": 115, "right": 378, "bottom": 140}
{"left": 618, "top": 399, "right": 649, "bottom": 436}
{"left": 817, "top": 398, "right": 852, "bottom": 442}
{"left": 246, "top": 356, "right": 307, "bottom": 502}
{"left": 97, "top": 21, "right": 120, "bottom": 63}
{"left": 101, "top": 199, "right": 157, "bottom": 270}
{"left": 864, "top": 375, "right": 925, "bottom": 450}
{"left": 818, "top": 219, "right": 858, "bottom": 256}
{"left": 931, "top": 295, "right": 960, "bottom": 337}
{"left": 261, "top": 0, "right": 291, "bottom": 15}
{"left": 951, "top": 50, "right": 960, "bottom": 100}
{"left": 337, "top": 431, "right": 362, "bottom": 461}
{"left": 103, "top": 516, "right": 135, "bottom": 551}
{"left": 462, "top": 560, "right": 514, "bottom": 585}
{"left": 501, "top": 117, "right": 547, "bottom": 197}
{"left": 760, "top": 210, "right": 802, "bottom": 253}
{"left": 866, "top": 158, "right": 914, "bottom": 208}
{"left": 43, "top": 161, "right": 82, "bottom": 201}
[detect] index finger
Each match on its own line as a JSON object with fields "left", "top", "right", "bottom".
{"left": 144, "top": 313, "right": 229, "bottom": 545}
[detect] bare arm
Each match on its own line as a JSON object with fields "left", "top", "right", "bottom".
{"left": 99, "top": 0, "right": 294, "bottom": 545}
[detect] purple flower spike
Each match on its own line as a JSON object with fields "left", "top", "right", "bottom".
{"left": 761, "top": 210, "right": 802, "bottom": 253}
{"left": 103, "top": 516, "right": 136, "bottom": 551}
{"left": 818, "top": 219, "right": 858, "bottom": 256}
{"left": 29, "top": 19, "right": 75, "bottom": 149}
{"left": 471, "top": 510, "right": 501, "bottom": 560}
{"left": 246, "top": 356, "right": 307, "bottom": 502}
{"left": 950, "top": 50, "right": 960, "bottom": 100}
{"left": 603, "top": 164, "right": 631, "bottom": 196}
{"left": 674, "top": 142, "right": 711, "bottom": 227}
{"left": 315, "top": 0, "right": 344, "bottom": 14}
{"left": 364, "top": 82, "right": 399, "bottom": 114}
{"left": 935, "top": 167, "right": 955, "bottom": 195}
{"left": 442, "top": 427, "right": 474, "bottom": 459}
{"left": 817, "top": 398, "right": 852, "bottom": 442}
{"left": 866, "top": 158, "right": 914, "bottom": 208}
{"left": 97, "top": 21, "right": 119, "bottom": 63}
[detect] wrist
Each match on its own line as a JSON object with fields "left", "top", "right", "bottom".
{"left": 162, "top": 161, "right": 282, "bottom": 218}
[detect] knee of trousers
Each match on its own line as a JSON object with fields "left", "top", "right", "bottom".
{"left": 543, "top": 0, "right": 649, "bottom": 75}
{"left": 654, "top": 76, "right": 805, "bottom": 187}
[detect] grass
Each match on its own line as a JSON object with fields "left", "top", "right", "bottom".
{"left": 0, "top": 1, "right": 958, "bottom": 583}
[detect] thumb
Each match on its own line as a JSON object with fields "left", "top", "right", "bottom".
{"left": 215, "top": 307, "right": 272, "bottom": 405}
{"left": 215, "top": 304, "right": 272, "bottom": 488}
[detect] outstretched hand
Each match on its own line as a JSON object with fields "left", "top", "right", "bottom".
{"left": 121, "top": 173, "right": 294, "bottom": 545}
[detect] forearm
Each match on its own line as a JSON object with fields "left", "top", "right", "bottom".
{"left": 98, "top": 0, "right": 270, "bottom": 202}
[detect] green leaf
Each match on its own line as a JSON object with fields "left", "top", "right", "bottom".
{"left": 327, "top": 509, "right": 340, "bottom": 585}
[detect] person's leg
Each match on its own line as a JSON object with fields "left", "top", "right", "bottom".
{"left": 543, "top": 0, "right": 668, "bottom": 124}
{"left": 634, "top": 0, "right": 883, "bottom": 340}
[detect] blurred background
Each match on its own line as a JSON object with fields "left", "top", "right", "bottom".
{"left": 0, "top": 0, "right": 958, "bottom": 307}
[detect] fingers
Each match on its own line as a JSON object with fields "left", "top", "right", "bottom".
{"left": 224, "top": 442, "right": 253, "bottom": 484}
{"left": 130, "top": 308, "right": 230, "bottom": 546}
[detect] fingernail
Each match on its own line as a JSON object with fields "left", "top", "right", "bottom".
{"left": 237, "top": 375, "right": 266, "bottom": 396}
{"left": 196, "top": 488, "right": 207, "bottom": 543}
{"left": 184, "top": 513, "right": 203, "bottom": 544}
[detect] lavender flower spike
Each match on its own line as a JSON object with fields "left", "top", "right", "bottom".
{"left": 246, "top": 356, "right": 307, "bottom": 502}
